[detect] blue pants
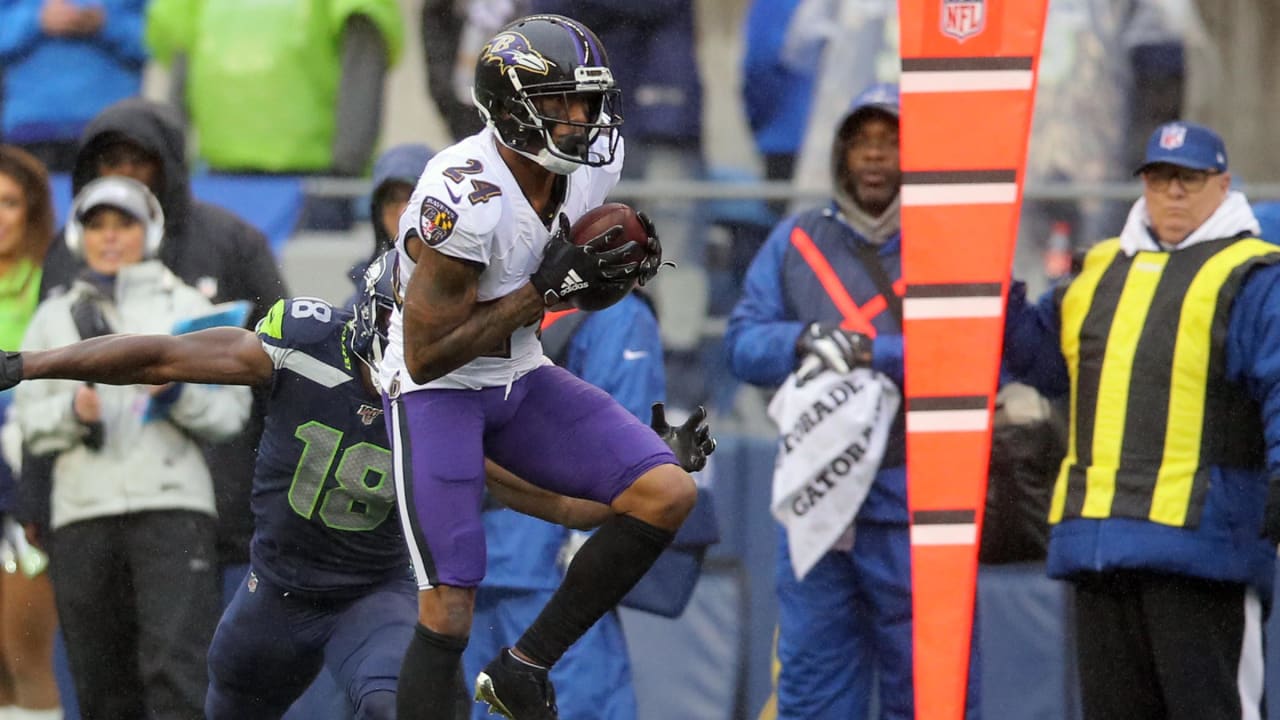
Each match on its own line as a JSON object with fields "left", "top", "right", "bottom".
{"left": 220, "top": 564, "right": 352, "bottom": 720}
{"left": 774, "top": 523, "right": 981, "bottom": 720}
{"left": 206, "top": 567, "right": 415, "bottom": 720}
{"left": 462, "top": 587, "right": 636, "bottom": 720}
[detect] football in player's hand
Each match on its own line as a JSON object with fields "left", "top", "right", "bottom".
{"left": 568, "top": 203, "right": 649, "bottom": 311}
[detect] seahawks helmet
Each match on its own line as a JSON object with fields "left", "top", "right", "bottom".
{"left": 473, "top": 14, "right": 623, "bottom": 175}
{"left": 348, "top": 251, "right": 397, "bottom": 369}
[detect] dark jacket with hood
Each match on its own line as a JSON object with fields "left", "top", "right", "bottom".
{"left": 39, "top": 98, "right": 286, "bottom": 566}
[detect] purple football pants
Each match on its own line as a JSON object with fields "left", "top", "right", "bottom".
{"left": 385, "top": 365, "right": 675, "bottom": 589}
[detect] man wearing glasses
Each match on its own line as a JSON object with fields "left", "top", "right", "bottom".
{"left": 1003, "top": 120, "right": 1280, "bottom": 720}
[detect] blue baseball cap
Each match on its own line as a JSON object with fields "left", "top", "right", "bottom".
{"left": 1134, "top": 121, "right": 1228, "bottom": 175}
{"left": 847, "top": 82, "right": 900, "bottom": 121}
{"left": 372, "top": 143, "right": 434, "bottom": 193}
{"left": 836, "top": 82, "right": 900, "bottom": 146}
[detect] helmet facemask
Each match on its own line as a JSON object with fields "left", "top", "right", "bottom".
{"left": 475, "top": 46, "right": 623, "bottom": 174}
{"left": 349, "top": 251, "right": 398, "bottom": 372}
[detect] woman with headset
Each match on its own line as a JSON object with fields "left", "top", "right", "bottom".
{"left": 10, "top": 176, "right": 252, "bottom": 720}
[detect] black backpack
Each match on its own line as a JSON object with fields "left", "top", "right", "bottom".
{"left": 979, "top": 384, "right": 1066, "bottom": 565}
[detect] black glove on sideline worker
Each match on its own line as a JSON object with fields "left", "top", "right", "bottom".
{"left": 795, "top": 323, "right": 873, "bottom": 384}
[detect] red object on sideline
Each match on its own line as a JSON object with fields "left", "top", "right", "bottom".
{"left": 897, "top": 2, "right": 1050, "bottom": 718}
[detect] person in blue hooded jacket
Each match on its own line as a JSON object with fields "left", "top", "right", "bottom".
{"left": 345, "top": 143, "right": 435, "bottom": 305}
{"left": 725, "top": 83, "right": 978, "bottom": 720}
{"left": 0, "top": 0, "right": 148, "bottom": 172}
{"left": 1004, "top": 120, "right": 1280, "bottom": 720}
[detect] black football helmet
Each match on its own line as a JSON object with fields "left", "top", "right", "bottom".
{"left": 348, "top": 250, "right": 397, "bottom": 370}
{"left": 473, "top": 14, "right": 623, "bottom": 175}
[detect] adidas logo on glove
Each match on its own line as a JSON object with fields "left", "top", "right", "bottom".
{"left": 559, "top": 269, "right": 589, "bottom": 296}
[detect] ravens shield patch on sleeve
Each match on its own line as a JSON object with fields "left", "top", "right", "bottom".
{"left": 419, "top": 197, "right": 458, "bottom": 247}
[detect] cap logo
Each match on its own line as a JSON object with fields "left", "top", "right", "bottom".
{"left": 941, "top": 0, "right": 986, "bottom": 42}
{"left": 1159, "top": 125, "right": 1187, "bottom": 150}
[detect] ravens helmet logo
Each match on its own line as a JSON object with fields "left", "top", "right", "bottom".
{"left": 481, "top": 32, "right": 552, "bottom": 75}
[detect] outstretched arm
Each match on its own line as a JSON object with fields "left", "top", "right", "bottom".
{"left": 14, "top": 327, "right": 274, "bottom": 388}
{"left": 482, "top": 402, "right": 720, "bottom": 529}
{"left": 484, "top": 460, "right": 610, "bottom": 531}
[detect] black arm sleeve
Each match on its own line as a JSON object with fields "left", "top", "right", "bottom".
{"left": 420, "top": 0, "right": 484, "bottom": 140}
{"left": 332, "top": 14, "right": 389, "bottom": 177}
{"left": 168, "top": 52, "right": 191, "bottom": 130}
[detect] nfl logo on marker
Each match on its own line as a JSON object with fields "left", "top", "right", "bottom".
{"left": 1160, "top": 124, "right": 1187, "bottom": 150}
{"left": 941, "top": 0, "right": 986, "bottom": 41}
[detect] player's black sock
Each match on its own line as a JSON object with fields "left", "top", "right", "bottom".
{"left": 516, "top": 514, "right": 673, "bottom": 667}
{"left": 396, "top": 623, "right": 469, "bottom": 720}
{"left": 452, "top": 663, "right": 472, "bottom": 720}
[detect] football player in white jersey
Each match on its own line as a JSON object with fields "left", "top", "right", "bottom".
{"left": 379, "top": 14, "right": 698, "bottom": 720}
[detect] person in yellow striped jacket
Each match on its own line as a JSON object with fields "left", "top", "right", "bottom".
{"left": 1004, "top": 120, "right": 1280, "bottom": 720}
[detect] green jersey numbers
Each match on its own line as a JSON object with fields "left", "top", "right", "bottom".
{"left": 289, "top": 421, "right": 394, "bottom": 531}
{"left": 249, "top": 298, "right": 407, "bottom": 593}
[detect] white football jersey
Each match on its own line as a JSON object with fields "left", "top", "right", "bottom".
{"left": 380, "top": 126, "right": 624, "bottom": 392}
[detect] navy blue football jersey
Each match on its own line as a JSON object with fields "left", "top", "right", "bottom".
{"left": 250, "top": 297, "right": 408, "bottom": 596}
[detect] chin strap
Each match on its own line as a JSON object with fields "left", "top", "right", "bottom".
{"left": 511, "top": 143, "right": 583, "bottom": 176}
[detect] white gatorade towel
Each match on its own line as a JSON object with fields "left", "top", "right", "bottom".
{"left": 767, "top": 367, "right": 900, "bottom": 579}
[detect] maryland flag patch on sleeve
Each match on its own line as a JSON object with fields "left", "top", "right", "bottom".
{"left": 420, "top": 197, "right": 459, "bottom": 248}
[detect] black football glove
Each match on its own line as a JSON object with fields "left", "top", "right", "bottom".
{"left": 0, "top": 352, "right": 23, "bottom": 392}
{"left": 795, "top": 323, "right": 873, "bottom": 384}
{"left": 634, "top": 211, "right": 675, "bottom": 287}
{"left": 531, "top": 213, "right": 643, "bottom": 306}
{"left": 651, "top": 402, "right": 716, "bottom": 473}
